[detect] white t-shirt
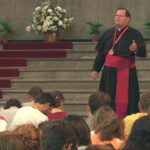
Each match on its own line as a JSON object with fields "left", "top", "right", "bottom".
{"left": 22, "top": 101, "right": 34, "bottom": 107}
{"left": 10, "top": 106, "right": 48, "bottom": 130}
{"left": 0, "top": 116, "right": 7, "bottom": 132}
{"left": 0, "top": 106, "right": 19, "bottom": 126}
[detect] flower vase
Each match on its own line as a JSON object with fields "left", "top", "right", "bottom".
{"left": 43, "top": 32, "right": 60, "bottom": 42}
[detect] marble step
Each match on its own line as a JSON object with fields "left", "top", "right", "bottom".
{"left": 19, "top": 68, "right": 150, "bottom": 79}
{"left": 8, "top": 78, "right": 150, "bottom": 90}
{"left": 2, "top": 88, "right": 146, "bottom": 102}
{"left": 73, "top": 42, "right": 97, "bottom": 51}
{"left": 67, "top": 50, "right": 150, "bottom": 57}
{"left": 27, "top": 58, "right": 150, "bottom": 69}
{"left": 73, "top": 41, "right": 150, "bottom": 51}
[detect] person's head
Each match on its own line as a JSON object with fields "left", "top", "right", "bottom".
{"left": 34, "top": 92, "right": 56, "bottom": 115}
{"left": 115, "top": 8, "right": 131, "bottom": 28}
{"left": 138, "top": 91, "right": 150, "bottom": 112}
{"left": 95, "top": 115, "right": 125, "bottom": 141}
{"left": 51, "top": 91, "right": 65, "bottom": 108}
{"left": 64, "top": 114, "right": 91, "bottom": 146}
{"left": 0, "top": 131, "right": 26, "bottom": 150}
{"left": 85, "top": 144, "right": 115, "bottom": 150}
{"left": 122, "top": 116, "right": 150, "bottom": 150}
{"left": 87, "top": 92, "right": 111, "bottom": 115}
{"left": 15, "top": 124, "right": 40, "bottom": 150}
{"left": 42, "top": 120, "right": 78, "bottom": 150}
{"left": 92, "top": 106, "right": 116, "bottom": 130}
{"left": 38, "top": 120, "right": 51, "bottom": 140}
{"left": 4, "top": 99, "right": 22, "bottom": 109}
{"left": 28, "top": 86, "right": 43, "bottom": 101}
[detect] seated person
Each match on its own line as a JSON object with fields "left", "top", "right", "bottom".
{"left": 41, "top": 119, "right": 78, "bottom": 150}
{"left": 86, "top": 92, "right": 111, "bottom": 130}
{"left": 122, "top": 116, "right": 150, "bottom": 150}
{"left": 91, "top": 106, "right": 115, "bottom": 132}
{"left": 15, "top": 124, "right": 41, "bottom": 150}
{"left": 22, "top": 86, "right": 43, "bottom": 106}
{"left": 47, "top": 91, "right": 69, "bottom": 120}
{"left": 124, "top": 91, "right": 150, "bottom": 137}
{"left": 64, "top": 114, "right": 91, "bottom": 150}
{"left": 85, "top": 144, "right": 115, "bottom": 150}
{"left": 0, "top": 116, "right": 7, "bottom": 132}
{"left": 0, "top": 99, "right": 22, "bottom": 127}
{"left": 10, "top": 92, "right": 55, "bottom": 130}
{"left": 91, "top": 115, "right": 125, "bottom": 150}
{"left": 0, "top": 131, "right": 26, "bottom": 150}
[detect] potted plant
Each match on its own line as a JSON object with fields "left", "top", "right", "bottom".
{"left": 0, "top": 21, "right": 13, "bottom": 41}
{"left": 144, "top": 22, "right": 150, "bottom": 40}
{"left": 144, "top": 22, "right": 150, "bottom": 30}
{"left": 87, "top": 21, "right": 103, "bottom": 42}
{"left": 26, "top": 0, "right": 73, "bottom": 42}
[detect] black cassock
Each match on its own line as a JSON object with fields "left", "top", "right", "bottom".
{"left": 92, "top": 26, "right": 146, "bottom": 116}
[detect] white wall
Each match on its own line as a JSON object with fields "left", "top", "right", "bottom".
{"left": 0, "top": 0, "right": 150, "bottom": 40}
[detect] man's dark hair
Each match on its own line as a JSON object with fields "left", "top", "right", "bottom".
{"left": 34, "top": 92, "right": 55, "bottom": 107}
{"left": 5, "top": 99, "right": 22, "bottom": 109}
{"left": 28, "top": 86, "right": 43, "bottom": 99}
{"left": 88, "top": 92, "right": 111, "bottom": 114}
{"left": 139, "top": 91, "right": 150, "bottom": 112}
{"left": 64, "top": 114, "right": 91, "bottom": 146}
{"left": 42, "top": 120, "right": 78, "bottom": 150}
{"left": 117, "top": 7, "right": 131, "bottom": 18}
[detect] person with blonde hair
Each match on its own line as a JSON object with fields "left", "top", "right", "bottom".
{"left": 15, "top": 124, "right": 41, "bottom": 150}
{"left": 0, "top": 131, "right": 26, "bottom": 150}
{"left": 91, "top": 115, "right": 125, "bottom": 149}
{"left": 92, "top": 106, "right": 115, "bottom": 131}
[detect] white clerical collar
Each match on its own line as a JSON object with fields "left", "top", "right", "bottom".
{"left": 117, "top": 27, "right": 124, "bottom": 31}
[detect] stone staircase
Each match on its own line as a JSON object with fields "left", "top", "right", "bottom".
{"left": 1, "top": 42, "right": 150, "bottom": 117}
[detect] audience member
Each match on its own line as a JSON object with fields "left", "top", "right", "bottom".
{"left": 85, "top": 144, "right": 115, "bottom": 150}
{"left": 92, "top": 106, "right": 116, "bottom": 131}
{"left": 124, "top": 91, "right": 150, "bottom": 136}
{"left": 22, "top": 86, "right": 43, "bottom": 106}
{"left": 10, "top": 92, "right": 55, "bottom": 130}
{"left": 15, "top": 124, "right": 41, "bottom": 150}
{"left": 86, "top": 92, "right": 111, "bottom": 130}
{"left": 91, "top": 115, "right": 125, "bottom": 149}
{"left": 0, "top": 131, "right": 26, "bottom": 150}
{"left": 0, "top": 116, "right": 7, "bottom": 132}
{"left": 47, "top": 91, "right": 69, "bottom": 120}
{"left": 38, "top": 120, "right": 51, "bottom": 140}
{"left": 0, "top": 99, "right": 22, "bottom": 128}
{"left": 122, "top": 116, "right": 150, "bottom": 150}
{"left": 42, "top": 119, "right": 78, "bottom": 150}
{"left": 64, "top": 114, "right": 91, "bottom": 150}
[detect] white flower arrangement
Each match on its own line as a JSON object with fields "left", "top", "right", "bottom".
{"left": 26, "top": 0, "right": 73, "bottom": 33}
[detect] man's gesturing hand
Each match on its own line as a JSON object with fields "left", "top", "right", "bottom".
{"left": 130, "top": 40, "right": 137, "bottom": 52}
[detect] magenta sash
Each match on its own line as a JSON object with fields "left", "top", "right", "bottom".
{"left": 105, "top": 54, "right": 135, "bottom": 118}
{"left": 0, "top": 116, "right": 6, "bottom": 121}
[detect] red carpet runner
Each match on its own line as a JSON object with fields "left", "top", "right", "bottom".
{"left": 0, "top": 41, "right": 73, "bottom": 100}
{"left": 3, "top": 41, "right": 73, "bottom": 50}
